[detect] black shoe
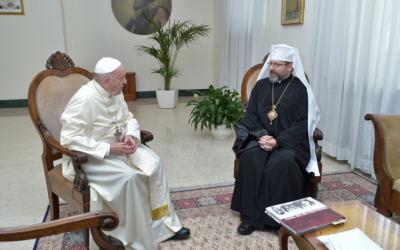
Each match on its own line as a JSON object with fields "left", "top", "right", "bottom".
{"left": 170, "top": 227, "right": 191, "bottom": 239}
{"left": 237, "top": 223, "right": 255, "bottom": 235}
{"left": 272, "top": 226, "right": 281, "bottom": 235}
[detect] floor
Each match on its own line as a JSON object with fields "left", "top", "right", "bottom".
{"left": 0, "top": 96, "right": 377, "bottom": 250}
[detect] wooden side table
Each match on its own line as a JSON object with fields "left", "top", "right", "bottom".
{"left": 123, "top": 72, "right": 136, "bottom": 101}
{"left": 279, "top": 200, "right": 400, "bottom": 250}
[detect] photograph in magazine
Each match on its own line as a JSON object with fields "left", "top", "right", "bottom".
{"left": 266, "top": 197, "right": 327, "bottom": 220}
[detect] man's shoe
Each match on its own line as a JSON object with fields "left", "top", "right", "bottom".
{"left": 237, "top": 223, "right": 255, "bottom": 235}
{"left": 272, "top": 226, "right": 281, "bottom": 235}
{"left": 170, "top": 227, "right": 190, "bottom": 239}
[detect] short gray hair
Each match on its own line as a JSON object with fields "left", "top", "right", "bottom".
{"left": 94, "top": 72, "right": 114, "bottom": 83}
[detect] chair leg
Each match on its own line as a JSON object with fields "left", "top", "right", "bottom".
{"left": 49, "top": 192, "right": 59, "bottom": 220}
{"left": 310, "top": 182, "right": 319, "bottom": 199}
{"left": 376, "top": 208, "right": 392, "bottom": 217}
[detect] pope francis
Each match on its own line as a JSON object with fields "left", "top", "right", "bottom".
{"left": 60, "top": 57, "right": 190, "bottom": 250}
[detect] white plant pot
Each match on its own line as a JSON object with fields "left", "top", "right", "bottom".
{"left": 156, "top": 88, "right": 179, "bottom": 109}
{"left": 211, "top": 125, "right": 232, "bottom": 139}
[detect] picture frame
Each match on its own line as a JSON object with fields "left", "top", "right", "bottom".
{"left": 111, "top": 0, "right": 171, "bottom": 35}
{"left": 281, "top": 0, "right": 304, "bottom": 25}
{"left": 0, "top": 0, "right": 24, "bottom": 15}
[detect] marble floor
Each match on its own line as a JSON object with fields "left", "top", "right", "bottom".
{"left": 0, "top": 96, "right": 377, "bottom": 250}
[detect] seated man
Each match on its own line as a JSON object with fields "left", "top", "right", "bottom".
{"left": 231, "top": 44, "right": 320, "bottom": 235}
{"left": 60, "top": 57, "right": 190, "bottom": 249}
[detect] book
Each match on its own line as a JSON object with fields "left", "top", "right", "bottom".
{"left": 265, "top": 197, "right": 345, "bottom": 235}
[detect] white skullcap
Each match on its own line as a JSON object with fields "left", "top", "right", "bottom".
{"left": 94, "top": 57, "right": 121, "bottom": 74}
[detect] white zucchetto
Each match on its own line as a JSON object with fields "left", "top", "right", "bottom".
{"left": 94, "top": 57, "right": 122, "bottom": 74}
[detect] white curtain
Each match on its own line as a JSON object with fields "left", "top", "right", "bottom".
{"left": 310, "top": 0, "right": 400, "bottom": 178}
{"left": 220, "top": 0, "right": 269, "bottom": 92}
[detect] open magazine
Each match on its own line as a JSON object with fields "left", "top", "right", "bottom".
{"left": 265, "top": 197, "right": 345, "bottom": 235}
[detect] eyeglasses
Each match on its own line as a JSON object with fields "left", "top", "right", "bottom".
{"left": 268, "top": 63, "right": 288, "bottom": 68}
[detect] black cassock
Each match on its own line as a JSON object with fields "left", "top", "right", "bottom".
{"left": 231, "top": 74, "right": 312, "bottom": 229}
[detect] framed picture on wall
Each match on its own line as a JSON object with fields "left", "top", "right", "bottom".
{"left": 0, "top": 0, "right": 24, "bottom": 15}
{"left": 281, "top": 0, "right": 304, "bottom": 25}
{"left": 111, "top": 0, "right": 172, "bottom": 35}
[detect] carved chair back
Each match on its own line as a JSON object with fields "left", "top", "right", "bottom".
{"left": 28, "top": 52, "right": 93, "bottom": 170}
{"left": 365, "top": 114, "right": 400, "bottom": 217}
{"left": 28, "top": 52, "right": 94, "bottom": 219}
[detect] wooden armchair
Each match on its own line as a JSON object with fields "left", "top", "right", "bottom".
{"left": 28, "top": 51, "right": 154, "bottom": 221}
{"left": 234, "top": 54, "right": 323, "bottom": 199}
{"left": 365, "top": 114, "right": 400, "bottom": 217}
{"left": 0, "top": 210, "right": 124, "bottom": 249}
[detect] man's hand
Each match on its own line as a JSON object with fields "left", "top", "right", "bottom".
{"left": 258, "top": 135, "right": 277, "bottom": 151}
{"left": 110, "top": 142, "right": 134, "bottom": 156}
{"left": 110, "top": 136, "right": 137, "bottom": 156}
{"left": 7, "top": 2, "right": 15, "bottom": 7}
{"left": 123, "top": 135, "right": 138, "bottom": 153}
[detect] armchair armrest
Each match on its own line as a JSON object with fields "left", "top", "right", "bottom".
{"left": 140, "top": 130, "right": 154, "bottom": 145}
{"left": 0, "top": 210, "right": 124, "bottom": 250}
{"left": 37, "top": 121, "right": 89, "bottom": 192}
{"left": 313, "top": 127, "right": 323, "bottom": 141}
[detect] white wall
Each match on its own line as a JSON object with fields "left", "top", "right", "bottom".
{"left": 1, "top": 0, "right": 317, "bottom": 101}
{"left": 0, "top": 0, "right": 65, "bottom": 100}
{"left": 267, "top": 0, "right": 316, "bottom": 74}
{"left": 0, "top": 0, "right": 218, "bottom": 100}
{"left": 213, "top": 0, "right": 222, "bottom": 88}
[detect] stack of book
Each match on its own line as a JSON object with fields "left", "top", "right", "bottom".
{"left": 265, "top": 197, "right": 345, "bottom": 235}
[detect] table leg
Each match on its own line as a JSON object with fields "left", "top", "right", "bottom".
{"left": 279, "top": 226, "right": 290, "bottom": 250}
{"left": 279, "top": 226, "right": 315, "bottom": 250}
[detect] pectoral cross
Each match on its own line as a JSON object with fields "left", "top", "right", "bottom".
{"left": 114, "top": 126, "right": 122, "bottom": 142}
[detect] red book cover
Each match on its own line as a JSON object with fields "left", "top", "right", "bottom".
{"left": 282, "top": 207, "right": 344, "bottom": 234}
{"left": 265, "top": 197, "right": 345, "bottom": 235}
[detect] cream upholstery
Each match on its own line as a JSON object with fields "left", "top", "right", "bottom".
{"left": 393, "top": 179, "right": 400, "bottom": 193}
{"left": 379, "top": 116, "right": 400, "bottom": 180}
{"left": 246, "top": 69, "right": 262, "bottom": 101}
{"left": 36, "top": 74, "right": 90, "bottom": 141}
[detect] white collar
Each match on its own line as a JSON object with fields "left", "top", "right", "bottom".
{"left": 94, "top": 80, "right": 112, "bottom": 98}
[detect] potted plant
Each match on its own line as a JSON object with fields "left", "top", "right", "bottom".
{"left": 136, "top": 11, "right": 211, "bottom": 109}
{"left": 186, "top": 85, "right": 245, "bottom": 139}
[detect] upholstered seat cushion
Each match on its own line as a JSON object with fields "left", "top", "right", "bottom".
{"left": 393, "top": 179, "right": 400, "bottom": 193}
{"left": 48, "top": 164, "right": 74, "bottom": 197}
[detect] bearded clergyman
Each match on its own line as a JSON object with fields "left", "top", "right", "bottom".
{"left": 60, "top": 57, "right": 190, "bottom": 249}
{"left": 231, "top": 44, "right": 320, "bottom": 235}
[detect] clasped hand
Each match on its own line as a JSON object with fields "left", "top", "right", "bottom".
{"left": 258, "top": 135, "right": 276, "bottom": 151}
{"left": 109, "top": 135, "right": 138, "bottom": 156}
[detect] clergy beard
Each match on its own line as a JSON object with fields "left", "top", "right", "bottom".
{"left": 270, "top": 71, "right": 280, "bottom": 83}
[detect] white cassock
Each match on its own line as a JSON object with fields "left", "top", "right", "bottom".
{"left": 60, "top": 80, "right": 182, "bottom": 250}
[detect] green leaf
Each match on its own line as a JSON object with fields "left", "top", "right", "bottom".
{"left": 185, "top": 84, "right": 245, "bottom": 132}
{"left": 209, "top": 85, "right": 215, "bottom": 96}
{"left": 209, "top": 104, "right": 215, "bottom": 112}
